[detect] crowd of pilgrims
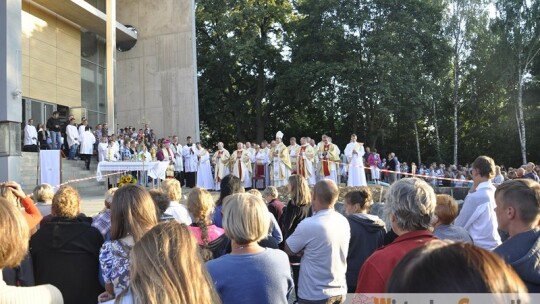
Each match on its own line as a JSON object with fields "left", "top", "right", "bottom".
{"left": 1, "top": 153, "right": 540, "bottom": 304}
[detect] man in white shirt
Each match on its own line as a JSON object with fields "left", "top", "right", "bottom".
{"left": 455, "top": 155, "right": 502, "bottom": 250}
{"left": 79, "top": 126, "right": 96, "bottom": 170}
{"left": 285, "top": 179, "right": 350, "bottom": 303}
{"left": 23, "top": 118, "right": 38, "bottom": 152}
{"left": 78, "top": 118, "right": 88, "bottom": 140}
{"left": 66, "top": 118, "right": 80, "bottom": 160}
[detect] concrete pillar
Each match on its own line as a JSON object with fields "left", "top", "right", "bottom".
{"left": 0, "top": 0, "right": 22, "bottom": 183}
{"left": 106, "top": 0, "right": 116, "bottom": 134}
{"left": 115, "top": 0, "right": 200, "bottom": 142}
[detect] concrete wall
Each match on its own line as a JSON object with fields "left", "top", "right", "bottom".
{"left": 21, "top": 2, "right": 82, "bottom": 107}
{"left": 0, "top": 0, "right": 22, "bottom": 183}
{"left": 116, "top": 0, "right": 200, "bottom": 142}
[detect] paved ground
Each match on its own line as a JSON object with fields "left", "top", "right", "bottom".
{"left": 77, "top": 183, "right": 208, "bottom": 216}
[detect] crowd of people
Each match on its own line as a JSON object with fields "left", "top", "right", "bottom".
{"left": 0, "top": 153, "right": 539, "bottom": 304}
{"left": 24, "top": 114, "right": 540, "bottom": 191}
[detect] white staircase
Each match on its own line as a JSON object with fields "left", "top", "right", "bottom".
{"left": 19, "top": 152, "right": 105, "bottom": 195}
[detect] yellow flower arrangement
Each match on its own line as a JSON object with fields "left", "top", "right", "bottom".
{"left": 119, "top": 174, "right": 137, "bottom": 187}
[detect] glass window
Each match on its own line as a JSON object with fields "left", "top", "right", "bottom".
{"left": 31, "top": 100, "right": 43, "bottom": 125}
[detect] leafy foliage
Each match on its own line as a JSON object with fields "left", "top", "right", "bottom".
{"left": 196, "top": 0, "right": 540, "bottom": 167}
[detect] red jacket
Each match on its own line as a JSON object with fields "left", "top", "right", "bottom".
{"left": 355, "top": 230, "right": 436, "bottom": 293}
{"left": 20, "top": 196, "right": 43, "bottom": 231}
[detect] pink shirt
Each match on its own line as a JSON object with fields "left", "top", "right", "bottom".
{"left": 188, "top": 224, "right": 225, "bottom": 245}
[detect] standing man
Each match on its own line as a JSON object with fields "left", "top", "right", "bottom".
{"left": 344, "top": 134, "right": 367, "bottom": 187}
{"left": 270, "top": 132, "right": 292, "bottom": 187}
{"left": 102, "top": 123, "right": 109, "bottom": 138}
{"left": 65, "top": 117, "right": 79, "bottom": 160}
{"left": 387, "top": 152, "right": 398, "bottom": 184}
{"left": 288, "top": 137, "right": 300, "bottom": 174}
{"left": 78, "top": 118, "right": 88, "bottom": 141}
{"left": 212, "top": 142, "right": 231, "bottom": 191}
{"left": 368, "top": 148, "right": 381, "bottom": 183}
{"left": 455, "top": 155, "right": 502, "bottom": 250}
{"left": 80, "top": 126, "right": 96, "bottom": 170}
{"left": 170, "top": 136, "right": 184, "bottom": 185}
{"left": 46, "top": 111, "right": 62, "bottom": 149}
{"left": 230, "top": 142, "right": 253, "bottom": 189}
{"left": 297, "top": 137, "right": 316, "bottom": 186}
{"left": 285, "top": 179, "right": 350, "bottom": 303}
{"left": 493, "top": 179, "right": 540, "bottom": 292}
{"left": 363, "top": 147, "right": 372, "bottom": 182}
{"left": 317, "top": 135, "right": 340, "bottom": 184}
{"left": 183, "top": 136, "right": 198, "bottom": 188}
{"left": 23, "top": 118, "right": 38, "bottom": 152}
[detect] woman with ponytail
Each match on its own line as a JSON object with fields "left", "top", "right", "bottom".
{"left": 187, "top": 188, "right": 228, "bottom": 260}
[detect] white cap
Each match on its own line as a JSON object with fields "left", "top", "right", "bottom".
{"left": 276, "top": 131, "right": 284, "bottom": 139}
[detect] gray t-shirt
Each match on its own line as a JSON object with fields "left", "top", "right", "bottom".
{"left": 286, "top": 208, "right": 350, "bottom": 301}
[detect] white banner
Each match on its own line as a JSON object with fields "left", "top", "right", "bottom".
{"left": 40, "top": 150, "right": 61, "bottom": 187}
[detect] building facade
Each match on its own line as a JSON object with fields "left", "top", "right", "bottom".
{"left": 0, "top": 0, "right": 199, "bottom": 182}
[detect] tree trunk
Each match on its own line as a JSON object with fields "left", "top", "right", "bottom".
{"left": 452, "top": 45, "right": 459, "bottom": 166}
{"left": 254, "top": 64, "right": 265, "bottom": 143}
{"left": 432, "top": 98, "right": 441, "bottom": 163}
{"left": 414, "top": 122, "right": 421, "bottom": 166}
{"left": 517, "top": 70, "right": 527, "bottom": 164}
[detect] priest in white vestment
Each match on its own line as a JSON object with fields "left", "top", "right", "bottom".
{"left": 196, "top": 142, "right": 214, "bottom": 190}
{"left": 317, "top": 135, "right": 340, "bottom": 184}
{"left": 345, "top": 134, "right": 367, "bottom": 186}
{"left": 230, "top": 142, "right": 252, "bottom": 188}
{"left": 183, "top": 136, "right": 198, "bottom": 188}
{"left": 270, "top": 132, "right": 292, "bottom": 187}
{"left": 171, "top": 136, "right": 184, "bottom": 185}
{"left": 296, "top": 137, "right": 316, "bottom": 186}
{"left": 288, "top": 137, "right": 300, "bottom": 174}
{"left": 212, "top": 142, "right": 230, "bottom": 191}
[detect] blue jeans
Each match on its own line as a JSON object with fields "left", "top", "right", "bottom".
{"left": 50, "top": 131, "right": 62, "bottom": 149}
{"left": 69, "top": 144, "right": 79, "bottom": 159}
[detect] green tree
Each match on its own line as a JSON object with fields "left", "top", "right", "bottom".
{"left": 493, "top": 0, "right": 540, "bottom": 164}
{"left": 196, "top": 0, "right": 292, "bottom": 146}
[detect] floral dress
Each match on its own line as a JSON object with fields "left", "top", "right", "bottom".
{"left": 99, "top": 236, "right": 134, "bottom": 296}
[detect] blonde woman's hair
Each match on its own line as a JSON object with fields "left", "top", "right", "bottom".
{"left": 288, "top": 175, "right": 311, "bottom": 206}
{"left": 262, "top": 186, "right": 278, "bottom": 199}
{"left": 110, "top": 184, "right": 158, "bottom": 242}
{"left": 0, "top": 185, "right": 19, "bottom": 206}
{"left": 51, "top": 186, "right": 80, "bottom": 218}
{"left": 247, "top": 189, "right": 262, "bottom": 200}
{"left": 0, "top": 198, "right": 30, "bottom": 268}
{"left": 161, "top": 179, "right": 182, "bottom": 202}
{"left": 33, "top": 184, "right": 54, "bottom": 202}
{"left": 187, "top": 188, "right": 215, "bottom": 261}
{"left": 222, "top": 193, "right": 270, "bottom": 245}
{"left": 121, "top": 221, "right": 221, "bottom": 304}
